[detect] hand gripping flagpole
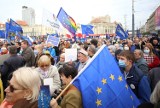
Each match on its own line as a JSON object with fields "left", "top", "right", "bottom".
{"left": 55, "top": 45, "right": 106, "bottom": 101}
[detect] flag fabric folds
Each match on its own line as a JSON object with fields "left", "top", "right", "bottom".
{"left": 9, "top": 19, "right": 23, "bottom": 32}
{"left": 57, "top": 7, "right": 77, "bottom": 36}
{"left": 21, "top": 36, "right": 32, "bottom": 46}
{"left": 0, "top": 30, "right": 5, "bottom": 38}
{"left": 81, "top": 25, "right": 94, "bottom": 36}
{"left": 73, "top": 45, "right": 140, "bottom": 108}
{"left": 115, "top": 24, "right": 128, "bottom": 40}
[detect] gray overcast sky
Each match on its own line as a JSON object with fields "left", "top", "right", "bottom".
{"left": 0, "top": 0, "right": 159, "bottom": 30}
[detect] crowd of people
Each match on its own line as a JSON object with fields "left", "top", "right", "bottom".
{"left": 0, "top": 35, "right": 160, "bottom": 108}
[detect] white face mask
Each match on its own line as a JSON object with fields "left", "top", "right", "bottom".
{"left": 144, "top": 49, "right": 150, "bottom": 54}
{"left": 124, "top": 47, "right": 129, "bottom": 50}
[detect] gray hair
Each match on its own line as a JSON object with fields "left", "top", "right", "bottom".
{"left": 150, "top": 81, "right": 160, "bottom": 104}
{"left": 88, "top": 45, "right": 97, "bottom": 54}
{"left": 13, "top": 67, "right": 41, "bottom": 102}
{"left": 134, "top": 49, "right": 144, "bottom": 57}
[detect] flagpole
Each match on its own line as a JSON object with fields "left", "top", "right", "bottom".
{"left": 55, "top": 45, "right": 106, "bottom": 100}
{"left": 132, "top": 0, "right": 135, "bottom": 39}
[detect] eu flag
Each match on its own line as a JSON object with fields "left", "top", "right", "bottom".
{"left": 21, "top": 36, "right": 32, "bottom": 46}
{"left": 0, "top": 30, "right": 5, "bottom": 38}
{"left": 73, "top": 45, "right": 140, "bottom": 108}
{"left": 57, "top": 7, "right": 77, "bottom": 36}
{"left": 9, "top": 19, "right": 23, "bottom": 32}
{"left": 81, "top": 24, "right": 94, "bottom": 36}
{"left": 116, "top": 24, "right": 128, "bottom": 40}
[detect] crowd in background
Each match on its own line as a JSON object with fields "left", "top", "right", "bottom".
{"left": 0, "top": 35, "right": 160, "bottom": 108}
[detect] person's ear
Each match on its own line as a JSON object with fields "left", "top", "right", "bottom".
{"left": 24, "top": 89, "right": 32, "bottom": 98}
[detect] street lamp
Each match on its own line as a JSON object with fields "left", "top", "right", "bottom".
{"left": 132, "top": 0, "right": 135, "bottom": 38}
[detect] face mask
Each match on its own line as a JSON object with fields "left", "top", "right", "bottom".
{"left": 144, "top": 50, "right": 150, "bottom": 54}
{"left": 124, "top": 47, "right": 129, "bottom": 50}
{"left": 34, "top": 50, "right": 39, "bottom": 55}
{"left": 118, "top": 60, "right": 126, "bottom": 68}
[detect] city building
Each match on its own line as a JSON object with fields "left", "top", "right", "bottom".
{"left": 90, "top": 15, "right": 117, "bottom": 36}
{"left": 22, "top": 6, "right": 35, "bottom": 26}
{"left": 140, "top": 5, "right": 160, "bottom": 36}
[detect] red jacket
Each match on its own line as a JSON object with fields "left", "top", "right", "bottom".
{"left": 148, "top": 55, "right": 160, "bottom": 69}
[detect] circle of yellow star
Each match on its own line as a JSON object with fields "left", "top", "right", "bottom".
{"left": 96, "top": 99, "right": 102, "bottom": 106}
{"left": 101, "top": 78, "right": 107, "bottom": 85}
{"left": 96, "top": 87, "right": 102, "bottom": 94}
{"left": 118, "top": 76, "right": 123, "bottom": 82}
{"left": 109, "top": 74, "right": 115, "bottom": 81}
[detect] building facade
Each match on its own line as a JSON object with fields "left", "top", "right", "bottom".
{"left": 140, "top": 5, "right": 160, "bottom": 36}
{"left": 22, "top": 6, "right": 35, "bottom": 26}
{"left": 90, "top": 15, "right": 117, "bottom": 35}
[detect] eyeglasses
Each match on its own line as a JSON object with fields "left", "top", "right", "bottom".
{"left": 7, "top": 81, "right": 22, "bottom": 92}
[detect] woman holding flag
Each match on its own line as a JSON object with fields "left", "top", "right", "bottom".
{"left": 50, "top": 64, "right": 82, "bottom": 108}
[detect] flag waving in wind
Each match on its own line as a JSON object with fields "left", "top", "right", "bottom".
{"left": 73, "top": 45, "right": 140, "bottom": 108}
{"left": 81, "top": 24, "right": 94, "bottom": 36}
{"left": 9, "top": 19, "right": 23, "bottom": 32}
{"left": 116, "top": 24, "right": 128, "bottom": 39}
{"left": 57, "top": 7, "right": 77, "bottom": 36}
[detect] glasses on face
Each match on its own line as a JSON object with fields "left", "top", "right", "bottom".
{"left": 7, "top": 81, "right": 22, "bottom": 92}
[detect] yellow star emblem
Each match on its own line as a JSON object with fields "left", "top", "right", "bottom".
{"left": 101, "top": 78, "right": 107, "bottom": 85}
{"left": 96, "top": 99, "right": 102, "bottom": 106}
{"left": 96, "top": 87, "right": 102, "bottom": 94}
{"left": 125, "top": 84, "right": 128, "bottom": 90}
{"left": 109, "top": 74, "right": 115, "bottom": 81}
{"left": 118, "top": 76, "right": 123, "bottom": 82}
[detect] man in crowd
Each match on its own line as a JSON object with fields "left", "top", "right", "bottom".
{"left": 0, "top": 45, "right": 25, "bottom": 89}
{"left": 21, "top": 40, "right": 35, "bottom": 67}
{"left": 134, "top": 49, "right": 148, "bottom": 74}
{"left": 118, "top": 50, "right": 151, "bottom": 103}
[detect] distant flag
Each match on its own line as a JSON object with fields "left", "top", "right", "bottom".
{"left": 9, "top": 19, "right": 23, "bottom": 32}
{"left": 57, "top": 7, "right": 77, "bottom": 41}
{"left": 116, "top": 24, "right": 128, "bottom": 39}
{"left": 42, "top": 9, "right": 60, "bottom": 30}
{"left": 137, "top": 29, "right": 141, "bottom": 38}
{"left": 66, "top": 34, "right": 72, "bottom": 39}
{"left": 5, "top": 22, "right": 10, "bottom": 39}
{"left": 73, "top": 45, "right": 140, "bottom": 108}
{"left": 81, "top": 24, "right": 94, "bottom": 36}
{"left": 126, "top": 30, "right": 129, "bottom": 36}
{"left": 0, "top": 30, "right": 5, "bottom": 38}
{"left": 21, "top": 36, "right": 32, "bottom": 46}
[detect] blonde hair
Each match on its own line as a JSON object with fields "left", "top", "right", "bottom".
{"left": 35, "top": 44, "right": 43, "bottom": 53}
{"left": 13, "top": 67, "right": 41, "bottom": 102}
{"left": 38, "top": 55, "right": 51, "bottom": 66}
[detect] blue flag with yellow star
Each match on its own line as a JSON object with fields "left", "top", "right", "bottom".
{"left": 73, "top": 45, "right": 140, "bottom": 108}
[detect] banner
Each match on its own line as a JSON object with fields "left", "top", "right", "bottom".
{"left": 42, "top": 9, "right": 60, "bottom": 29}
{"left": 46, "top": 34, "right": 60, "bottom": 47}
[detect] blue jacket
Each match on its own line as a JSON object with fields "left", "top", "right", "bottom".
{"left": 121, "top": 64, "right": 151, "bottom": 103}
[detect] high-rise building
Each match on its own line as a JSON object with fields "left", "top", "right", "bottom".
{"left": 22, "top": 6, "right": 35, "bottom": 26}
